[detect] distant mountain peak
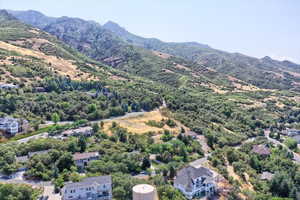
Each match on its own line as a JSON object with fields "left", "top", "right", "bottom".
{"left": 103, "top": 20, "right": 128, "bottom": 34}
{"left": 0, "top": 9, "right": 17, "bottom": 21}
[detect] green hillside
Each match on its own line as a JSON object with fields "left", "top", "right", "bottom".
{"left": 1, "top": 10, "right": 300, "bottom": 200}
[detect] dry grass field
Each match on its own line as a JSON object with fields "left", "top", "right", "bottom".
{"left": 102, "top": 109, "right": 185, "bottom": 135}
{"left": 0, "top": 41, "right": 97, "bottom": 81}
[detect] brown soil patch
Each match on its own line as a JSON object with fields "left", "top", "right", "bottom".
{"left": 152, "top": 51, "right": 171, "bottom": 59}
{"left": 200, "top": 83, "right": 228, "bottom": 94}
{"left": 174, "top": 64, "right": 191, "bottom": 71}
{"left": 110, "top": 75, "right": 128, "bottom": 81}
{"left": 227, "top": 165, "right": 253, "bottom": 191}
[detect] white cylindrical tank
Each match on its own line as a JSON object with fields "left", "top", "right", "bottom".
{"left": 132, "top": 184, "right": 159, "bottom": 200}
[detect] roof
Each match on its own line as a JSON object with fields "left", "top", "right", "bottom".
{"left": 189, "top": 158, "right": 208, "bottom": 169}
{"left": 0, "top": 117, "right": 18, "bottom": 124}
{"left": 62, "top": 126, "right": 93, "bottom": 136}
{"left": 28, "top": 150, "right": 51, "bottom": 157}
{"left": 0, "top": 84, "right": 19, "bottom": 89}
{"left": 73, "top": 152, "right": 99, "bottom": 160}
{"left": 252, "top": 144, "right": 271, "bottom": 155}
{"left": 174, "top": 166, "right": 214, "bottom": 192}
{"left": 132, "top": 184, "right": 155, "bottom": 194}
{"left": 260, "top": 172, "right": 274, "bottom": 181}
{"left": 63, "top": 175, "right": 111, "bottom": 190}
{"left": 16, "top": 155, "right": 29, "bottom": 163}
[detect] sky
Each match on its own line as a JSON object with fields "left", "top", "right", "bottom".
{"left": 1, "top": 0, "right": 300, "bottom": 63}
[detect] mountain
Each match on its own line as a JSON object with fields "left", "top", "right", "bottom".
{"left": 3, "top": 9, "right": 300, "bottom": 140}
{"left": 0, "top": 9, "right": 164, "bottom": 120}
{"left": 11, "top": 10, "right": 300, "bottom": 91}
{"left": 7, "top": 10, "right": 56, "bottom": 29}
{"left": 103, "top": 21, "right": 300, "bottom": 91}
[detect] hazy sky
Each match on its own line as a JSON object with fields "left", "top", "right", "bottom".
{"left": 1, "top": 0, "right": 299, "bottom": 63}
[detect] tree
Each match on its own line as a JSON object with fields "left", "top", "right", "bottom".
{"left": 270, "top": 173, "right": 294, "bottom": 198}
{"left": 169, "top": 166, "right": 176, "bottom": 179}
{"left": 285, "top": 138, "right": 298, "bottom": 150}
{"left": 56, "top": 152, "right": 74, "bottom": 172}
{"left": 141, "top": 156, "right": 151, "bottom": 170}
{"left": 92, "top": 123, "right": 100, "bottom": 133}
{"left": 78, "top": 136, "right": 87, "bottom": 153}
{"left": 51, "top": 113, "right": 60, "bottom": 124}
{"left": 157, "top": 185, "right": 185, "bottom": 200}
{"left": 88, "top": 104, "right": 97, "bottom": 113}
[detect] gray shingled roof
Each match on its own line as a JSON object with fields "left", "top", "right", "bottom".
{"left": 252, "top": 145, "right": 270, "bottom": 156}
{"left": 63, "top": 175, "right": 111, "bottom": 190}
{"left": 260, "top": 172, "right": 274, "bottom": 181}
{"left": 73, "top": 152, "right": 99, "bottom": 161}
{"left": 174, "top": 166, "right": 213, "bottom": 192}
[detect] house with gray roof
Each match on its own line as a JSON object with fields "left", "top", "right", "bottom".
{"left": 0, "top": 117, "right": 19, "bottom": 135}
{"left": 62, "top": 126, "right": 94, "bottom": 137}
{"left": 251, "top": 144, "right": 271, "bottom": 156}
{"left": 174, "top": 166, "right": 216, "bottom": 199}
{"left": 0, "top": 83, "right": 19, "bottom": 90}
{"left": 73, "top": 152, "right": 100, "bottom": 170}
{"left": 61, "top": 175, "right": 112, "bottom": 200}
{"left": 260, "top": 171, "right": 274, "bottom": 181}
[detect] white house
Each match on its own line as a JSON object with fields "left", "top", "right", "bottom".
{"left": 0, "top": 84, "right": 19, "bottom": 90}
{"left": 73, "top": 152, "right": 100, "bottom": 170}
{"left": 0, "top": 117, "right": 19, "bottom": 135}
{"left": 174, "top": 166, "right": 216, "bottom": 199}
{"left": 61, "top": 175, "right": 112, "bottom": 200}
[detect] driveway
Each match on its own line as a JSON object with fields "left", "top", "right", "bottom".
{"left": 43, "top": 185, "right": 61, "bottom": 200}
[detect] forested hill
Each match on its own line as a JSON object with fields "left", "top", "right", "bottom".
{"left": 2, "top": 9, "right": 300, "bottom": 147}
{"left": 10, "top": 10, "right": 300, "bottom": 91}
{"left": 0, "top": 9, "right": 163, "bottom": 122}
{"left": 102, "top": 21, "right": 300, "bottom": 91}
{"left": 9, "top": 10, "right": 237, "bottom": 90}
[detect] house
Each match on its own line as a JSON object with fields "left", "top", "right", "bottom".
{"left": 282, "top": 129, "right": 300, "bottom": 137}
{"left": 62, "top": 126, "right": 94, "bottom": 137}
{"left": 16, "top": 155, "right": 29, "bottom": 163}
{"left": 28, "top": 150, "right": 51, "bottom": 158}
{"left": 34, "top": 87, "right": 46, "bottom": 93}
{"left": 73, "top": 152, "right": 100, "bottom": 169}
{"left": 251, "top": 144, "right": 271, "bottom": 156}
{"left": 260, "top": 172, "right": 274, "bottom": 181}
{"left": 61, "top": 175, "right": 112, "bottom": 200}
{"left": 0, "top": 84, "right": 19, "bottom": 90}
{"left": 174, "top": 166, "right": 216, "bottom": 199}
{"left": 0, "top": 117, "right": 19, "bottom": 135}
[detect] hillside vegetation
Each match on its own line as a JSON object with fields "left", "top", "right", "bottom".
{"left": 1, "top": 9, "right": 300, "bottom": 199}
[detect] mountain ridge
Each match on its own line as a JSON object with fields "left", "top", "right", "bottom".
{"left": 7, "top": 9, "right": 300, "bottom": 91}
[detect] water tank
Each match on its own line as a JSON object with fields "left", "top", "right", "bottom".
{"left": 132, "top": 184, "right": 158, "bottom": 200}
